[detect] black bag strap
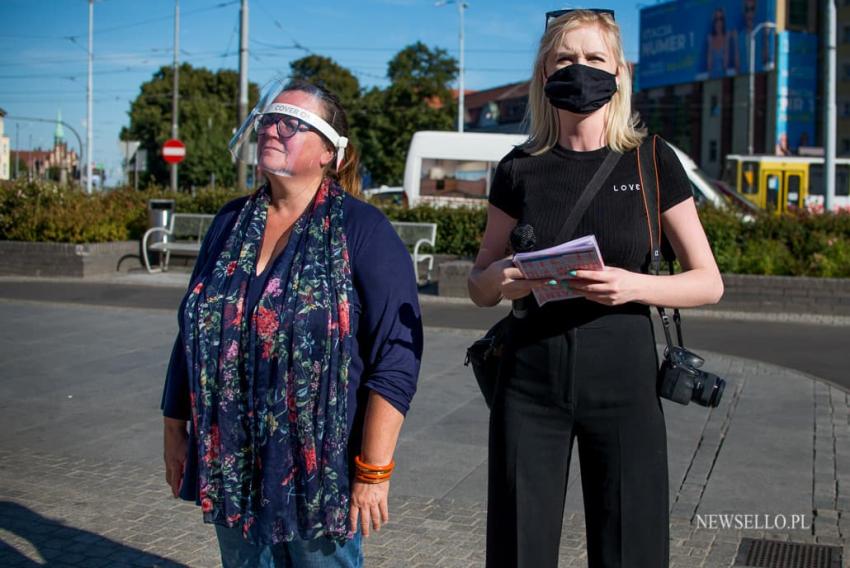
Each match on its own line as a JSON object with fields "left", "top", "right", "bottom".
{"left": 555, "top": 149, "right": 622, "bottom": 244}
{"left": 638, "top": 135, "right": 684, "bottom": 348}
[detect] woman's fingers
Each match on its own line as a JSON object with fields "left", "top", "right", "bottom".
{"left": 502, "top": 278, "right": 554, "bottom": 300}
{"left": 370, "top": 503, "right": 383, "bottom": 531}
{"left": 379, "top": 498, "right": 390, "bottom": 524}
{"left": 349, "top": 505, "right": 360, "bottom": 535}
{"left": 360, "top": 505, "right": 372, "bottom": 537}
{"left": 166, "top": 459, "right": 184, "bottom": 497}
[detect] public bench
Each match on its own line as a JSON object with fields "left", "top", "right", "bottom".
{"left": 389, "top": 221, "right": 437, "bottom": 284}
{"left": 142, "top": 215, "right": 438, "bottom": 284}
{"left": 142, "top": 213, "right": 215, "bottom": 273}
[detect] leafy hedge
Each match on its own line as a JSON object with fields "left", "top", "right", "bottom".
{"left": 0, "top": 180, "right": 247, "bottom": 243}
{"left": 377, "top": 203, "right": 486, "bottom": 258}
{"left": 2, "top": 180, "right": 849, "bottom": 277}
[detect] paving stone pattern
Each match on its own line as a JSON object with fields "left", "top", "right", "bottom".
{"left": 1, "top": 300, "right": 848, "bottom": 567}
{"left": 0, "top": 446, "right": 841, "bottom": 568}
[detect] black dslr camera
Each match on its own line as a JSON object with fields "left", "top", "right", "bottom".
{"left": 658, "top": 345, "right": 725, "bottom": 407}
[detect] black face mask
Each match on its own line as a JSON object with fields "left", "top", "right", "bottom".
{"left": 544, "top": 64, "right": 618, "bottom": 114}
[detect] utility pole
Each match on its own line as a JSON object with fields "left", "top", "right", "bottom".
{"left": 747, "top": 21, "right": 775, "bottom": 156}
{"left": 14, "top": 123, "right": 19, "bottom": 179}
{"left": 237, "top": 0, "right": 249, "bottom": 190}
{"left": 436, "top": 1, "right": 468, "bottom": 133}
{"left": 457, "top": 1, "right": 466, "bottom": 133}
{"left": 824, "top": 0, "right": 837, "bottom": 212}
{"left": 171, "top": 0, "right": 180, "bottom": 192}
{"left": 86, "top": 0, "right": 94, "bottom": 193}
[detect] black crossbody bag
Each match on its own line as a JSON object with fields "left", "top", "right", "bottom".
{"left": 464, "top": 149, "right": 623, "bottom": 409}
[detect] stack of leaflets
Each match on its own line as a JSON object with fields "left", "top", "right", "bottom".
{"left": 512, "top": 234, "right": 604, "bottom": 306}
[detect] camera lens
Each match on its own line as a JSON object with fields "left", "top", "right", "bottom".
{"left": 693, "top": 370, "right": 725, "bottom": 407}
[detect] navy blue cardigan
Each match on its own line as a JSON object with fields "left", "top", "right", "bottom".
{"left": 161, "top": 192, "right": 423, "bottom": 500}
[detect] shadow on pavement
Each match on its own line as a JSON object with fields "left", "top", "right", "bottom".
{"left": 0, "top": 501, "right": 186, "bottom": 567}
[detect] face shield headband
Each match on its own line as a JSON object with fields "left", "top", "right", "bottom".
{"left": 256, "top": 103, "right": 349, "bottom": 171}
{"left": 227, "top": 80, "right": 348, "bottom": 175}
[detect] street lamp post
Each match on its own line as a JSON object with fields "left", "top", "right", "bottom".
{"left": 747, "top": 21, "right": 776, "bottom": 156}
{"left": 171, "top": 0, "right": 180, "bottom": 192}
{"left": 86, "top": 0, "right": 94, "bottom": 193}
{"left": 436, "top": 0, "right": 468, "bottom": 133}
{"left": 15, "top": 123, "right": 20, "bottom": 180}
{"left": 824, "top": 0, "right": 837, "bottom": 212}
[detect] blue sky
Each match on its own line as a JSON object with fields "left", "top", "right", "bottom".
{"left": 0, "top": 0, "right": 647, "bottom": 185}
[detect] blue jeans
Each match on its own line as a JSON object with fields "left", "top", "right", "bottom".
{"left": 215, "top": 525, "right": 363, "bottom": 568}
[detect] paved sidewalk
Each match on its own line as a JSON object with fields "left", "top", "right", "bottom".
{"left": 0, "top": 299, "right": 848, "bottom": 567}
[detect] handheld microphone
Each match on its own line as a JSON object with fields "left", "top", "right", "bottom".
{"left": 509, "top": 223, "right": 536, "bottom": 319}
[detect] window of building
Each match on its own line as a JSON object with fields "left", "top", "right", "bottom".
{"left": 844, "top": 101, "right": 850, "bottom": 118}
{"left": 845, "top": 64, "right": 850, "bottom": 81}
{"left": 843, "top": 139, "right": 850, "bottom": 155}
{"left": 710, "top": 95, "right": 719, "bottom": 117}
{"left": 420, "top": 159, "right": 492, "bottom": 199}
{"left": 844, "top": 25, "right": 850, "bottom": 45}
{"left": 709, "top": 140, "right": 718, "bottom": 162}
{"left": 788, "top": 0, "right": 808, "bottom": 29}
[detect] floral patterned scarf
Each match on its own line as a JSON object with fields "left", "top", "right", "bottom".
{"left": 182, "top": 178, "right": 353, "bottom": 544}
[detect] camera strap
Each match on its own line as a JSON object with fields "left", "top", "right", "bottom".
{"left": 637, "top": 135, "right": 684, "bottom": 349}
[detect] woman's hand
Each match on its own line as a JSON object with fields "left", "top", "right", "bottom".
{"left": 490, "top": 258, "right": 552, "bottom": 301}
{"left": 567, "top": 267, "right": 648, "bottom": 306}
{"left": 349, "top": 480, "right": 390, "bottom": 537}
{"left": 163, "top": 417, "right": 188, "bottom": 498}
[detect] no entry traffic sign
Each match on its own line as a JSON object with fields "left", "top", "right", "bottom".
{"left": 162, "top": 139, "right": 186, "bottom": 164}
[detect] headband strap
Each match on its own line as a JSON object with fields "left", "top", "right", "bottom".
{"left": 260, "top": 102, "right": 348, "bottom": 170}
{"left": 262, "top": 103, "right": 348, "bottom": 150}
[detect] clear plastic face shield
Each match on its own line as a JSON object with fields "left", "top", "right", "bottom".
{"left": 228, "top": 80, "right": 348, "bottom": 178}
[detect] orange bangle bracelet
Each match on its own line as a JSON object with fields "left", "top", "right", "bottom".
{"left": 355, "top": 475, "right": 390, "bottom": 484}
{"left": 354, "top": 467, "right": 394, "bottom": 476}
{"left": 356, "top": 471, "right": 392, "bottom": 480}
{"left": 354, "top": 455, "right": 395, "bottom": 473}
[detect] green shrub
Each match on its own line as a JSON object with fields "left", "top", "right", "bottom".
{"left": 0, "top": 180, "right": 149, "bottom": 243}
{"left": 1, "top": 180, "right": 848, "bottom": 278}
{"left": 378, "top": 202, "right": 486, "bottom": 257}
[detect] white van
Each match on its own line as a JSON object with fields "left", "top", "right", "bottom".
{"left": 403, "top": 131, "right": 527, "bottom": 207}
{"left": 402, "top": 131, "right": 735, "bottom": 212}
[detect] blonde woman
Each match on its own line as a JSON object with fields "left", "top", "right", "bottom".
{"left": 468, "top": 10, "right": 723, "bottom": 568}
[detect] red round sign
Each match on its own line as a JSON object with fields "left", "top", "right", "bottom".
{"left": 162, "top": 139, "right": 186, "bottom": 164}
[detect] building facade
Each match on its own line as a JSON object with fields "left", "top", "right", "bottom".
{"left": 9, "top": 111, "right": 78, "bottom": 183}
{"left": 635, "top": 0, "right": 824, "bottom": 178}
{"left": 0, "top": 108, "right": 9, "bottom": 181}
{"left": 839, "top": 0, "right": 850, "bottom": 155}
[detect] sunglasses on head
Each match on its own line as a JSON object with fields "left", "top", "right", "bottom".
{"left": 256, "top": 113, "right": 314, "bottom": 139}
{"left": 545, "top": 8, "right": 615, "bottom": 29}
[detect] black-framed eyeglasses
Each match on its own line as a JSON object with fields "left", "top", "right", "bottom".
{"left": 257, "top": 113, "right": 313, "bottom": 139}
{"left": 545, "top": 8, "right": 615, "bottom": 29}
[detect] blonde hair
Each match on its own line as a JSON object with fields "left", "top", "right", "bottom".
{"left": 522, "top": 10, "right": 646, "bottom": 156}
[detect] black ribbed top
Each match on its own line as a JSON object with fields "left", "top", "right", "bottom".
{"left": 489, "top": 137, "right": 692, "bottom": 273}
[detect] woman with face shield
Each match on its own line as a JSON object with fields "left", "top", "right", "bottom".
{"left": 467, "top": 10, "right": 724, "bottom": 568}
{"left": 161, "top": 79, "right": 423, "bottom": 567}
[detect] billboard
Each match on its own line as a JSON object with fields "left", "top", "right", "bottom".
{"left": 774, "top": 31, "right": 817, "bottom": 155}
{"left": 639, "top": 0, "right": 777, "bottom": 90}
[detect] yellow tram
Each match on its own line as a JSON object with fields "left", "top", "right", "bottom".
{"left": 722, "top": 155, "right": 850, "bottom": 214}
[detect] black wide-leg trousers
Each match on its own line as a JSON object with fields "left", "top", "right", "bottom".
{"left": 486, "top": 311, "right": 669, "bottom": 568}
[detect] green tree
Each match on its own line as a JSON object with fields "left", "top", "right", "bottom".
{"left": 355, "top": 42, "right": 457, "bottom": 185}
{"left": 121, "top": 64, "right": 259, "bottom": 189}
{"left": 289, "top": 55, "right": 361, "bottom": 110}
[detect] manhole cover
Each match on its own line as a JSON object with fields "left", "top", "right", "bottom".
{"left": 735, "top": 538, "right": 843, "bottom": 568}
